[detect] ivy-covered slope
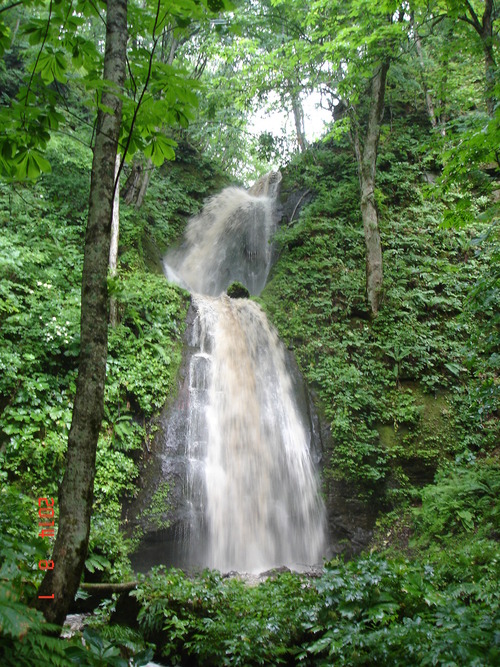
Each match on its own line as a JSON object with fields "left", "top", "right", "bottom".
{"left": 260, "top": 116, "right": 499, "bottom": 508}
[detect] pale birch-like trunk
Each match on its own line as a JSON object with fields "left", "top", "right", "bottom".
{"left": 292, "top": 94, "right": 307, "bottom": 152}
{"left": 109, "top": 154, "right": 121, "bottom": 326}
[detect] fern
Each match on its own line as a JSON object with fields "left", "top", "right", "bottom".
{"left": 0, "top": 583, "right": 71, "bottom": 667}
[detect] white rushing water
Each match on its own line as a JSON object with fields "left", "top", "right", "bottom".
{"left": 164, "top": 172, "right": 326, "bottom": 573}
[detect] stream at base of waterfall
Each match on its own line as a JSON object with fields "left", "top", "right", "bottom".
{"left": 144, "top": 171, "right": 326, "bottom": 573}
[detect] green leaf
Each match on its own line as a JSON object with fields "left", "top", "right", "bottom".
{"left": 144, "top": 134, "right": 177, "bottom": 167}
{"left": 14, "top": 148, "right": 52, "bottom": 180}
{"left": 35, "top": 48, "right": 68, "bottom": 85}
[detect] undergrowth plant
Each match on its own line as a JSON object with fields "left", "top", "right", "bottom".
{"left": 131, "top": 518, "right": 499, "bottom": 666}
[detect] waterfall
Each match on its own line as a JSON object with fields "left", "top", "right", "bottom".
{"left": 160, "top": 171, "right": 326, "bottom": 573}
{"left": 164, "top": 171, "right": 282, "bottom": 296}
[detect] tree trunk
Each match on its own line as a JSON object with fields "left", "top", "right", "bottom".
{"left": 121, "top": 157, "right": 153, "bottom": 207}
{"left": 122, "top": 160, "right": 143, "bottom": 205}
{"left": 291, "top": 94, "right": 307, "bottom": 152}
{"left": 121, "top": 29, "right": 178, "bottom": 208}
{"left": 483, "top": 37, "right": 496, "bottom": 117}
{"left": 109, "top": 154, "right": 121, "bottom": 327}
{"left": 412, "top": 15, "right": 444, "bottom": 135}
{"left": 461, "top": 0, "right": 497, "bottom": 115}
{"left": 34, "top": 0, "right": 128, "bottom": 628}
{"left": 351, "top": 61, "right": 389, "bottom": 317}
{"left": 476, "top": 0, "right": 496, "bottom": 116}
{"left": 136, "top": 158, "right": 153, "bottom": 206}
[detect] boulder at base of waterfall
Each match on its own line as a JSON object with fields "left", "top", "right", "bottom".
{"left": 227, "top": 281, "right": 250, "bottom": 299}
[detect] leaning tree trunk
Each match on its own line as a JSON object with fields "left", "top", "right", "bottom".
{"left": 350, "top": 60, "right": 389, "bottom": 317}
{"left": 35, "top": 0, "right": 128, "bottom": 628}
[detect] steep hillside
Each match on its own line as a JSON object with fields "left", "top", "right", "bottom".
{"left": 260, "top": 113, "right": 499, "bottom": 552}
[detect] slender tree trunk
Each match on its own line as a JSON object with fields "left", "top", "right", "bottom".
{"left": 415, "top": 33, "right": 438, "bottom": 129}
{"left": 350, "top": 61, "right": 389, "bottom": 317}
{"left": 122, "top": 28, "right": 178, "bottom": 208}
{"left": 121, "top": 157, "right": 153, "bottom": 207}
{"left": 477, "top": 0, "right": 496, "bottom": 116}
{"left": 412, "top": 14, "right": 444, "bottom": 134}
{"left": 438, "top": 25, "right": 451, "bottom": 129}
{"left": 291, "top": 93, "right": 307, "bottom": 152}
{"left": 167, "top": 36, "right": 180, "bottom": 65}
{"left": 35, "top": 0, "right": 128, "bottom": 628}
{"left": 136, "top": 158, "right": 153, "bottom": 206}
{"left": 122, "top": 160, "right": 143, "bottom": 204}
{"left": 109, "top": 154, "right": 121, "bottom": 327}
{"left": 461, "top": 0, "right": 497, "bottom": 115}
{"left": 483, "top": 39, "right": 496, "bottom": 117}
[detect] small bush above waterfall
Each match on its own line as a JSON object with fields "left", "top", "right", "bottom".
{"left": 226, "top": 281, "right": 250, "bottom": 298}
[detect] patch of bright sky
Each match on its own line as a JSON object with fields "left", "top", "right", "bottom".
{"left": 248, "top": 91, "right": 332, "bottom": 169}
{"left": 302, "top": 92, "right": 332, "bottom": 141}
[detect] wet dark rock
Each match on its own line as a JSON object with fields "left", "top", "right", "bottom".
{"left": 324, "top": 478, "right": 380, "bottom": 559}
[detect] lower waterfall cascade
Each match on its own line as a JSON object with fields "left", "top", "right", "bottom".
{"left": 136, "top": 171, "right": 327, "bottom": 573}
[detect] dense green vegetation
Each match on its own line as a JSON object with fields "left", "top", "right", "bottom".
{"left": 1, "top": 0, "right": 499, "bottom": 663}
{"left": 0, "top": 137, "right": 226, "bottom": 662}
{"left": 130, "top": 115, "right": 500, "bottom": 663}
{"left": 131, "top": 508, "right": 499, "bottom": 665}
{"left": 261, "top": 117, "right": 499, "bottom": 496}
{"left": 3, "top": 120, "right": 498, "bottom": 663}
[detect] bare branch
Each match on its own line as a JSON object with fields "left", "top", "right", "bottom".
{"left": 115, "top": 0, "right": 162, "bottom": 194}
{"left": 22, "top": 0, "right": 53, "bottom": 127}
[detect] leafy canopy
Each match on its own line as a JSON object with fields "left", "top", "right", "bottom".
{"left": 0, "top": 0, "right": 232, "bottom": 180}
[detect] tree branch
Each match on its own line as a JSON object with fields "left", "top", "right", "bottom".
{"left": 463, "top": 1, "right": 481, "bottom": 31}
{"left": 125, "top": 54, "right": 137, "bottom": 99}
{"left": 80, "top": 581, "right": 138, "bottom": 592}
{"left": 459, "top": 13, "right": 477, "bottom": 29}
{"left": 0, "top": 1, "right": 23, "bottom": 14}
{"left": 114, "top": 0, "right": 162, "bottom": 194}
{"left": 86, "top": 0, "right": 107, "bottom": 26}
{"left": 23, "top": 0, "right": 53, "bottom": 126}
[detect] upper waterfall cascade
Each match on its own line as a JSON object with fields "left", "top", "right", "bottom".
{"left": 162, "top": 171, "right": 326, "bottom": 572}
{"left": 164, "top": 171, "right": 282, "bottom": 296}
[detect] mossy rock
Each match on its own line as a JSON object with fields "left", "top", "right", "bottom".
{"left": 377, "top": 382, "right": 454, "bottom": 486}
{"left": 227, "top": 281, "right": 250, "bottom": 299}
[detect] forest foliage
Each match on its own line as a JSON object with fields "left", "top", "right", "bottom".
{"left": 0, "top": 0, "right": 499, "bottom": 663}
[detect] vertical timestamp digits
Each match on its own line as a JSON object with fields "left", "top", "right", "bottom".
{"left": 37, "top": 497, "right": 55, "bottom": 600}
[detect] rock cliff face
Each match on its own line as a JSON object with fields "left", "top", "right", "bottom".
{"left": 124, "top": 303, "right": 205, "bottom": 573}
{"left": 126, "top": 315, "right": 381, "bottom": 572}
{"left": 126, "top": 296, "right": 330, "bottom": 573}
{"left": 324, "top": 478, "right": 380, "bottom": 558}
